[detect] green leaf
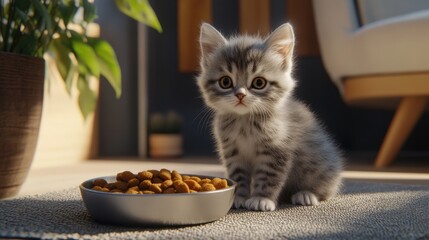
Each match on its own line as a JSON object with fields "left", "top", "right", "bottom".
{"left": 13, "top": 33, "right": 37, "bottom": 55}
{"left": 115, "top": 0, "right": 162, "bottom": 33}
{"left": 50, "top": 37, "right": 77, "bottom": 94}
{"left": 57, "top": 0, "right": 78, "bottom": 26}
{"left": 15, "top": 0, "right": 31, "bottom": 11}
{"left": 15, "top": 9, "right": 28, "bottom": 24}
{"left": 88, "top": 38, "right": 121, "bottom": 98}
{"left": 77, "top": 76, "right": 97, "bottom": 120}
{"left": 30, "top": 0, "right": 52, "bottom": 33}
{"left": 71, "top": 38, "right": 100, "bottom": 77}
{"left": 82, "top": 0, "right": 96, "bottom": 23}
{"left": 15, "top": 0, "right": 31, "bottom": 24}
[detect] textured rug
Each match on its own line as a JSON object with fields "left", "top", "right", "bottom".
{"left": 1, "top": 181, "right": 428, "bottom": 240}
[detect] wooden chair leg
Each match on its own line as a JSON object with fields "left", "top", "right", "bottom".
{"left": 375, "top": 96, "right": 427, "bottom": 168}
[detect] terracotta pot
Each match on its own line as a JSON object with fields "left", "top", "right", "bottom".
{"left": 0, "top": 52, "right": 45, "bottom": 199}
{"left": 149, "top": 134, "right": 183, "bottom": 158}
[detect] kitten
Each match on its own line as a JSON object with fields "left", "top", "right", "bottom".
{"left": 196, "top": 23, "right": 343, "bottom": 211}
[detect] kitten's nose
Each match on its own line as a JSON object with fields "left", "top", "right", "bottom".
{"left": 235, "top": 93, "right": 245, "bottom": 100}
{"left": 235, "top": 88, "right": 247, "bottom": 100}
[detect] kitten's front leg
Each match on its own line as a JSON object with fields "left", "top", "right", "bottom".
{"left": 245, "top": 155, "right": 290, "bottom": 211}
{"left": 225, "top": 160, "right": 251, "bottom": 209}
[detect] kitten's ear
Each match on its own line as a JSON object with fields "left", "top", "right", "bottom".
{"left": 199, "top": 23, "right": 227, "bottom": 66}
{"left": 264, "top": 23, "right": 295, "bottom": 66}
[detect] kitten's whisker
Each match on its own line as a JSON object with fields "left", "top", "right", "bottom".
{"left": 252, "top": 104, "right": 261, "bottom": 123}
{"left": 254, "top": 103, "right": 267, "bottom": 123}
{"left": 248, "top": 105, "right": 254, "bottom": 123}
{"left": 192, "top": 107, "right": 208, "bottom": 124}
{"left": 201, "top": 108, "right": 214, "bottom": 132}
{"left": 193, "top": 106, "right": 214, "bottom": 134}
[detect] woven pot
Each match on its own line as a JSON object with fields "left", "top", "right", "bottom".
{"left": 0, "top": 52, "right": 45, "bottom": 199}
{"left": 149, "top": 134, "right": 183, "bottom": 158}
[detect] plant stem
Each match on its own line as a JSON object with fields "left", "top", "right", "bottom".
{"left": 9, "top": 6, "right": 24, "bottom": 52}
{"left": 33, "top": 1, "right": 47, "bottom": 56}
{"left": 9, "top": 0, "right": 30, "bottom": 51}
{"left": 42, "top": 0, "right": 59, "bottom": 54}
{"left": 0, "top": 0, "right": 4, "bottom": 50}
{"left": 4, "top": 0, "right": 16, "bottom": 51}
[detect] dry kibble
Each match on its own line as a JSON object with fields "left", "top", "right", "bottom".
{"left": 115, "top": 181, "right": 129, "bottom": 191}
{"left": 91, "top": 186, "right": 103, "bottom": 191}
{"left": 211, "top": 178, "right": 222, "bottom": 185}
{"left": 184, "top": 179, "right": 201, "bottom": 191}
{"left": 211, "top": 178, "right": 229, "bottom": 189}
{"left": 199, "top": 178, "right": 211, "bottom": 185}
{"left": 172, "top": 170, "right": 182, "bottom": 181}
{"left": 116, "top": 173, "right": 123, "bottom": 181}
{"left": 149, "top": 184, "right": 163, "bottom": 193}
{"left": 161, "top": 180, "right": 173, "bottom": 189}
{"left": 105, "top": 183, "right": 116, "bottom": 190}
{"left": 143, "top": 190, "right": 155, "bottom": 194}
{"left": 148, "top": 170, "right": 160, "bottom": 178}
{"left": 173, "top": 180, "right": 183, "bottom": 189}
{"left": 139, "top": 180, "right": 152, "bottom": 190}
{"left": 176, "top": 182, "right": 190, "bottom": 193}
{"left": 190, "top": 176, "right": 201, "bottom": 183}
{"left": 91, "top": 186, "right": 110, "bottom": 192}
{"left": 159, "top": 169, "right": 172, "bottom": 180}
{"left": 90, "top": 169, "right": 230, "bottom": 194}
{"left": 93, "top": 178, "right": 107, "bottom": 187}
{"left": 214, "top": 179, "right": 228, "bottom": 189}
{"left": 126, "top": 189, "right": 139, "bottom": 194}
{"left": 151, "top": 177, "right": 163, "bottom": 183}
{"left": 201, "top": 183, "right": 216, "bottom": 192}
{"left": 137, "top": 171, "right": 153, "bottom": 181}
{"left": 126, "top": 186, "right": 140, "bottom": 194}
{"left": 117, "top": 171, "right": 135, "bottom": 182}
{"left": 129, "top": 186, "right": 140, "bottom": 191}
{"left": 182, "top": 175, "right": 190, "bottom": 180}
{"left": 163, "top": 187, "right": 176, "bottom": 194}
{"left": 127, "top": 178, "right": 140, "bottom": 188}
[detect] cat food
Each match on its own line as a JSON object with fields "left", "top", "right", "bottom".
{"left": 90, "top": 169, "right": 229, "bottom": 194}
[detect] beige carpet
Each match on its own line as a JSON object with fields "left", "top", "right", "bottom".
{"left": 1, "top": 181, "right": 428, "bottom": 239}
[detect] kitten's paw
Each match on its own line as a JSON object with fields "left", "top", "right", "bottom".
{"left": 233, "top": 196, "right": 247, "bottom": 209}
{"left": 291, "top": 191, "right": 320, "bottom": 206}
{"left": 244, "top": 197, "right": 276, "bottom": 211}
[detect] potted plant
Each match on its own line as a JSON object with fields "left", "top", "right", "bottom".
{"left": 149, "top": 111, "right": 183, "bottom": 158}
{"left": 0, "top": 0, "right": 161, "bottom": 199}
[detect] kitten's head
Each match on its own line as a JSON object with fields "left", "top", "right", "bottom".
{"left": 197, "top": 23, "right": 296, "bottom": 116}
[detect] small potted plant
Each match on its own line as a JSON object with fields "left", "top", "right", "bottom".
{"left": 0, "top": 0, "right": 161, "bottom": 199}
{"left": 149, "top": 111, "right": 183, "bottom": 158}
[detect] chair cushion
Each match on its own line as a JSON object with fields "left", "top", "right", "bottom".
{"left": 323, "top": 9, "right": 429, "bottom": 92}
{"left": 357, "top": 0, "right": 429, "bottom": 25}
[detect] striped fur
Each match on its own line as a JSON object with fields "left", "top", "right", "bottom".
{"left": 197, "top": 23, "right": 343, "bottom": 211}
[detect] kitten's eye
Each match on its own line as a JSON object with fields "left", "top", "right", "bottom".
{"left": 251, "top": 77, "right": 267, "bottom": 89}
{"left": 219, "top": 76, "right": 233, "bottom": 89}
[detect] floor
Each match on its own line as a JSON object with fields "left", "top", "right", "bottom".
{"left": 345, "top": 151, "right": 429, "bottom": 173}
{"left": 343, "top": 151, "right": 429, "bottom": 185}
{"left": 14, "top": 152, "right": 429, "bottom": 198}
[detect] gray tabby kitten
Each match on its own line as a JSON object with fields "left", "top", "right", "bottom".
{"left": 196, "top": 23, "right": 343, "bottom": 211}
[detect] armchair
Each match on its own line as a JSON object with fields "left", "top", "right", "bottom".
{"left": 312, "top": 0, "right": 429, "bottom": 167}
